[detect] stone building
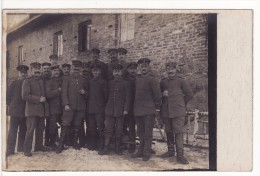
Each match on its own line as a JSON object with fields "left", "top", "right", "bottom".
{"left": 6, "top": 13, "right": 208, "bottom": 111}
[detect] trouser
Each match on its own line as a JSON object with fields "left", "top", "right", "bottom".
{"left": 123, "top": 112, "right": 136, "bottom": 144}
{"left": 24, "top": 116, "right": 45, "bottom": 153}
{"left": 88, "top": 113, "right": 105, "bottom": 146}
{"left": 163, "top": 117, "right": 185, "bottom": 156}
{"left": 49, "top": 114, "right": 61, "bottom": 146}
{"left": 79, "top": 119, "right": 86, "bottom": 146}
{"left": 135, "top": 115, "right": 155, "bottom": 155}
{"left": 44, "top": 117, "right": 50, "bottom": 145}
{"left": 104, "top": 115, "right": 124, "bottom": 147}
{"left": 7, "top": 116, "right": 27, "bottom": 153}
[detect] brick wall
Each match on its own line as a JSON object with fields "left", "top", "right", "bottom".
{"left": 7, "top": 13, "right": 208, "bottom": 111}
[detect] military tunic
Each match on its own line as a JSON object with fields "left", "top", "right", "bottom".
{"left": 46, "top": 77, "right": 62, "bottom": 115}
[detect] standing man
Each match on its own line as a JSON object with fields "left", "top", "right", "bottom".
{"left": 123, "top": 62, "right": 138, "bottom": 153}
{"left": 160, "top": 62, "right": 193, "bottom": 164}
{"left": 41, "top": 62, "right": 51, "bottom": 148}
{"left": 98, "top": 63, "right": 130, "bottom": 155}
{"left": 56, "top": 59, "right": 88, "bottom": 153}
{"left": 6, "top": 65, "right": 29, "bottom": 157}
{"left": 45, "top": 64, "right": 62, "bottom": 151}
{"left": 22, "top": 62, "right": 47, "bottom": 157}
{"left": 117, "top": 48, "right": 128, "bottom": 78}
{"left": 107, "top": 48, "right": 118, "bottom": 80}
{"left": 90, "top": 48, "right": 108, "bottom": 80}
{"left": 131, "top": 58, "right": 161, "bottom": 161}
{"left": 61, "top": 63, "right": 71, "bottom": 76}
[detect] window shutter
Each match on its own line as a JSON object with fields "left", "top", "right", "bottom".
{"left": 78, "top": 24, "right": 83, "bottom": 51}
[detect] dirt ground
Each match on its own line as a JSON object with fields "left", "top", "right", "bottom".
{"left": 4, "top": 141, "right": 209, "bottom": 171}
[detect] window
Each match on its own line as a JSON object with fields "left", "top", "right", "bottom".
{"left": 78, "top": 20, "right": 92, "bottom": 52}
{"left": 18, "top": 45, "right": 23, "bottom": 65}
{"left": 53, "top": 31, "right": 63, "bottom": 56}
{"left": 120, "top": 14, "right": 135, "bottom": 42}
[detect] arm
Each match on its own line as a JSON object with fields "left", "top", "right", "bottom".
{"left": 6, "top": 80, "right": 14, "bottom": 106}
{"left": 151, "top": 78, "right": 162, "bottom": 110}
{"left": 61, "top": 76, "right": 69, "bottom": 106}
{"left": 124, "top": 81, "right": 131, "bottom": 112}
{"left": 181, "top": 79, "right": 194, "bottom": 104}
{"left": 103, "top": 80, "right": 109, "bottom": 103}
{"left": 22, "top": 79, "right": 41, "bottom": 103}
{"left": 46, "top": 80, "right": 61, "bottom": 99}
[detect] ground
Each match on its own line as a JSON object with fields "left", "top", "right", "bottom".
{"left": 4, "top": 141, "right": 209, "bottom": 171}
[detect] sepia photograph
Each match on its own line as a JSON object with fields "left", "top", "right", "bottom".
{"left": 2, "top": 10, "right": 216, "bottom": 171}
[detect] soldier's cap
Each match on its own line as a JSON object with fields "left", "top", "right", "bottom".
{"left": 49, "top": 54, "right": 58, "bottom": 60}
{"left": 61, "top": 63, "right": 71, "bottom": 68}
{"left": 91, "top": 48, "right": 100, "bottom": 55}
{"left": 127, "top": 62, "right": 138, "bottom": 69}
{"left": 165, "top": 62, "right": 177, "bottom": 68}
{"left": 112, "top": 63, "right": 123, "bottom": 70}
{"left": 42, "top": 62, "right": 51, "bottom": 67}
{"left": 72, "top": 59, "right": 82, "bottom": 67}
{"left": 117, "top": 48, "right": 127, "bottom": 55}
{"left": 50, "top": 64, "right": 60, "bottom": 70}
{"left": 30, "top": 62, "right": 41, "bottom": 69}
{"left": 90, "top": 62, "right": 102, "bottom": 69}
{"left": 82, "top": 61, "right": 91, "bottom": 68}
{"left": 16, "top": 64, "right": 29, "bottom": 73}
{"left": 137, "top": 58, "right": 151, "bottom": 65}
{"left": 107, "top": 48, "right": 118, "bottom": 54}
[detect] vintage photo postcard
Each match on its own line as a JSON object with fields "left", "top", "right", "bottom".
{"left": 1, "top": 9, "right": 253, "bottom": 173}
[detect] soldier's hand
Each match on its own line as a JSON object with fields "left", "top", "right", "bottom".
{"left": 58, "top": 87, "right": 61, "bottom": 91}
{"left": 40, "top": 96, "right": 46, "bottom": 102}
{"left": 162, "top": 90, "right": 168, "bottom": 97}
{"left": 78, "top": 89, "right": 86, "bottom": 95}
{"left": 155, "top": 109, "right": 160, "bottom": 116}
{"left": 65, "top": 105, "right": 71, "bottom": 111}
{"left": 123, "top": 111, "right": 128, "bottom": 115}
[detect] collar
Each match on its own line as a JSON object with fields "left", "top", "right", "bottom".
{"left": 114, "top": 77, "right": 123, "bottom": 82}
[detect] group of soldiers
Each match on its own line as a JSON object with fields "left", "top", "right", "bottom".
{"left": 6, "top": 47, "right": 193, "bottom": 164}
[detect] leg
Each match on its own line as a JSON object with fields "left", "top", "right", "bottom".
{"left": 79, "top": 119, "right": 86, "bottom": 147}
{"left": 6, "top": 117, "right": 20, "bottom": 156}
{"left": 115, "top": 116, "right": 124, "bottom": 155}
{"left": 95, "top": 113, "right": 105, "bottom": 151}
{"left": 143, "top": 115, "right": 155, "bottom": 161}
{"left": 35, "top": 117, "right": 48, "bottom": 151}
{"left": 49, "top": 114, "right": 58, "bottom": 150}
{"left": 127, "top": 112, "right": 136, "bottom": 153}
{"left": 17, "top": 117, "right": 27, "bottom": 152}
{"left": 72, "top": 110, "right": 85, "bottom": 150}
{"left": 88, "top": 114, "right": 98, "bottom": 150}
{"left": 161, "top": 118, "right": 175, "bottom": 158}
{"left": 24, "top": 116, "right": 37, "bottom": 156}
{"left": 131, "top": 116, "right": 145, "bottom": 158}
{"left": 44, "top": 118, "right": 50, "bottom": 146}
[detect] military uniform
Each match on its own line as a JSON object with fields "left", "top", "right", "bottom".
{"left": 160, "top": 62, "right": 193, "bottom": 164}
{"left": 99, "top": 64, "right": 130, "bottom": 155}
{"left": 6, "top": 65, "right": 28, "bottom": 156}
{"left": 87, "top": 64, "right": 108, "bottom": 150}
{"left": 132, "top": 58, "right": 161, "bottom": 161}
{"left": 90, "top": 48, "right": 108, "bottom": 80}
{"left": 22, "top": 62, "right": 46, "bottom": 156}
{"left": 45, "top": 65, "right": 62, "bottom": 149}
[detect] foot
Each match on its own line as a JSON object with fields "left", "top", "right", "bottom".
{"left": 24, "top": 152, "right": 32, "bottom": 157}
{"left": 150, "top": 148, "right": 156, "bottom": 155}
{"left": 98, "top": 147, "right": 110, "bottom": 155}
{"left": 128, "top": 147, "right": 136, "bottom": 154}
{"left": 142, "top": 155, "right": 151, "bottom": 161}
{"left": 6, "top": 151, "right": 14, "bottom": 157}
{"left": 34, "top": 146, "right": 50, "bottom": 152}
{"left": 115, "top": 148, "right": 123, "bottom": 155}
{"left": 73, "top": 143, "right": 81, "bottom": 150}
{"left": 88, "top": 144, "right": 96, "bottom": 151}
{"left": 56, "top": 145, "right": 63, "bottom": 154}
{"left": 17, "top": 148, "right": 24, "bottom": 152}
{"left": 131, "top": 152, "right": 143, "bottom": 158}
{"left": 177, "top": 156, "right": 189, "bottom": 164}
{"left": 161, "top": 151, "right": 175, "bottom": 158}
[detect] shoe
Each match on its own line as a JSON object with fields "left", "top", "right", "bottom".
{"left": 24, "top": 152, "right": 32, "bottom": 157}
{"left": 131, "top": 152, "right": 143, "bottom": 158}
{"left": 150, "top": 148, "right": 156, "bottom": 155}
{"left": 128, "top": 146, "right": 136, "bottom": 154}
{"left": 177, "top": 156, "right": 189, "bottom": 164}
{"left": 161, "top": 150, "right": 175, "bottom": 158}
{"left": 142, "top": 155, "right": 151, "bottom": 161}
{"left": 17, "top": 148, "right": 24, "bottom": 152}
{"left": 6, "top": 151, "right": 14, "bottom": 157}
{"left": 98, "top": 147, "right": 110, "bottom": 155}
{"left": 34, "top": 146, "right": 50, "bottom": 152}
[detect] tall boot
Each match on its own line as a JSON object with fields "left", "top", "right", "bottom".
{"left": 56, "top": 126, "right": 68, "bottom": 154}
{"left": 161, "top": 132, "right": 175, "bottom": 158}
{"left": 98, "top": 134, "right": 111, "bottom": 155}
{"left": 115, "top": 137, "right": 123, "bottom": 155}
{"left": 97, "top": 135, "right": 104, "bottom": 152}
{"left": 73, "top": 127, "right": 81, "bottom": 150}
{"left": 88, "top": 134, "right": 96, "bottom": 151}
{"left": 175, "top": 132, "right": 189, "bottom": 164}
{"left": 49, "top": 134, "right": 57, "bottom": 151}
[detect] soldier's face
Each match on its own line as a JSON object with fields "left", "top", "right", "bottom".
{"left": 73, "top": 65, "right": 81, "bottom": 73}
{"left": 92, "top": 69, "right": 101, "bottom": 77}
{"left": 167, "top": 67, "right": 177, "bottom": 78}
{"left": 113, "top": 69, "right": 122, "bottom": 78}
{"left": 32, "top": 67, "right": 41, "bottom": 77}
{"left": 82, "top": 67, "right": 90, "bottom": 75}
{"left": 52, "top": 69, "right": 60, "bottom": 78}
{"left": 62, "top": 67, "right": 70, "bottom": 76}
{"left": 118, "top": 53, "right": 126, "bottom": 62}
{"left": 42, "top": 66, "right": 50, "bottom": 75}
{"left": 108, "top": 52, "right": 117, "bottom": 61}
{"left": 140, "top": 64, "right": 150, "bottom": 75}
{"left": 127, "top": 67, "right": 137, "bottom": 76}
{"left": 19, "top": 72, "right": 28, "bottom": 78}
{"left": 91, "top": 53, "right": 99, "bottom": 61}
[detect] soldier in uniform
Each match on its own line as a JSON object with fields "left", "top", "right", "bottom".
{"left": 22, "top": 62, "right": 48, "bottom": 156}
{"left": 98, "top": 63, "right": 130, "bottom": 155}
{"left": 56, "top": 59, "right": 88, "bottom": 153}
{"left": 61, "top": 63, "right": 71, "bottom": 76}
{"left": 6, "top": 65, "right": 29, "bottom": 157}
{"left": 131, "top": 58, "right": 161, "bottom": 161}
{"left": 41, "top": 62, "right": 51, "bottom": 148}
{"left": 90, "top": 48, "right": 108, "bottom": 80}
{"left": 160, "top": 62, "right": 193, "bottom": 164}
{"left": 117, "top": 48, "right": 129, "bottom": 78}
{"left": 87, "top": 62, "right": 108, "bottom": 151}
{"left": 123, "top": 62, "right": 138, "bottom": 153}
{"left": 106, "top": 48, "right": 119, "bottom": 80}
{"left": 45, "top": 64, "right": 62, "bottom": 151}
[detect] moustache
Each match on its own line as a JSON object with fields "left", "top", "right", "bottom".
{"left": 35, "top": 71, "right": 41, "bottom": 74}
